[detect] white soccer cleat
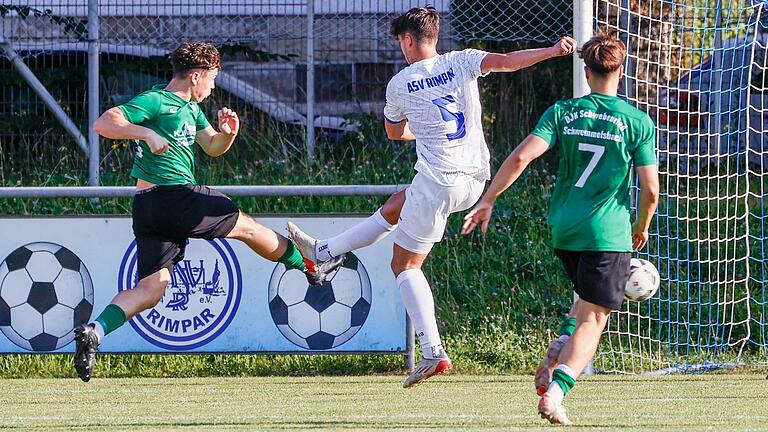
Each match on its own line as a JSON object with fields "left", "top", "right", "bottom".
{"left": 403, "top": 353, "right": 452, "bottom": 388}
{"left": 286, "top": 221, "right": 318, "bottom": 263}
{"left": 538, "top": 393, "right": 572, "bottom": 426}
{"left": 535, "top": 335, "right": 570, "bottom": 396}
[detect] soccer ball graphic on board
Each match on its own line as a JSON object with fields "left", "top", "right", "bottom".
{"left": 268, "top": 252, "right": 371, "bottom": 350}
{"left": 624, "top": 258, "right": 660, "bottom": 302}
{"left": 0, "top": 242, "right": 94, "bottom": 351}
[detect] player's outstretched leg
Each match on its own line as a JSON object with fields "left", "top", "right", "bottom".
{"left": 228, "top": 213, "right": 343, "bottom": 286}
{"left": 73, "top": 323, "right": 100, "bottom": 382}
{"left": 286, "top": 204, "right": 398, "bottom": 264}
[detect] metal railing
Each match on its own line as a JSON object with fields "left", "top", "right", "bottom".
{"left": 0, "top": 184, "right": 408, "bottom": 198}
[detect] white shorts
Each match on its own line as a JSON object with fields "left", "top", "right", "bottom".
{"left": 395, "top": 172, "right": 485, "bottom": 254}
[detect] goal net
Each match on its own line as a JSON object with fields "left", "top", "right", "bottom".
{"left": 593, "top": 0, "right": 768, "bottom": 373}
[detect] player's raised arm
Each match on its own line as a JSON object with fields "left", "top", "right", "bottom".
{"left": 461, "top": 134, "right": 550, "bottom": 234}
{"left": 93, "top": 106, "right": 169, "bottom": 154}
{"left": 196, "top": 107, "right": 240, "bottom": 157}
{"left": 480, "top": 36, "right": 576, "bottom": 74}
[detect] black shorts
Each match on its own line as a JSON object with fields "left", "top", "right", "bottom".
{"left": 554, "top": 249, "right": 631, "bottom": 310}
{"left": 132, "top": 184, "right": 240, "bottom": 280}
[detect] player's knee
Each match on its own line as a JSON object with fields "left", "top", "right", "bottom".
{"left": 231, "top": 214, "right": 267, "bottom": 242}
{"left": 390, "top": 260, "right": 400, "bottom": 275}
{"left": 137, "top": 274, "right": 169, "bottom": 308}
{"left": 390, "top": 258, "right": 420, "bottom": 276}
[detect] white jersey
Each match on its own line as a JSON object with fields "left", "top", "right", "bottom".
{"left": 384, "top": 49, "right": 491, "bottom": 186}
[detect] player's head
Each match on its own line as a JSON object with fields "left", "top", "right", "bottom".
{"left": 390, "top": 6, "right": 439, "bottom": 64}
{"left": 579, "top": 30, "right": 626, "bottom": 84}
{"left": 170, "top": 42, "right": 221, "bottom": 102}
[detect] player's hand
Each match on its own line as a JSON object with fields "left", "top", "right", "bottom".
{"left": 218, "top": 107, "right": 240, "bottom": 136}
{"left": 632, "top": 223, "right": 649, "bottom": 250}
{"left": 145, "top": 130, "right": 169, "bottom": 154}
{"left": 552, "top": 36, "right": 576, "bottom": 56}
{"left": 461, "top": 200, "right": 494, "bottom": 235}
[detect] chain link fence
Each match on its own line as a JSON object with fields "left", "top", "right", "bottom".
{"left": 0, "top": 0, "right": 573, "bottom": 178}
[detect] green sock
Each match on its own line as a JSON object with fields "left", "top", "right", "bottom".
{"left": 94, "top": 304, "right": 127, "bottom": 336}
{"left": 277, "top": 241, "right": 307, "bottom": 271}
{"left": 558, "top": 317, "right": 577, "bottom": 336}
{"left": 552, "top": 368, "right": 576, "bottom": 396}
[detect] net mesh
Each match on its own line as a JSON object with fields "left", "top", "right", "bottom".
{"left": 595, "top": 0, "right": 767, "bottom": 373}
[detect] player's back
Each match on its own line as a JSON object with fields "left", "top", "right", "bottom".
{"left": 384, "top": 49, "right": 490, "bottom": 186}
{"left": 532, "top": 93, "right": 657, "bottom": 252}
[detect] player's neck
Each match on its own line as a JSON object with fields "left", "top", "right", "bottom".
{"left": 164, "top": 79, "right": 193, "bottom": 102}
{"left": 587, "top": 82, "right": 619, "bottom": 97}
{"left": 408, "top": 46, "right": 439, "bottom": 64}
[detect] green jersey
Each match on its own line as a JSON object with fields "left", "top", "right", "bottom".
{"left": 531, "top": 93, "right": 657, "bottom": 252}
{"left": 118, "top": 84, "right": 211, "bottom": 185}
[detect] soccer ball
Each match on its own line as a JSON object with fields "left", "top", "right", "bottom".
{"left": 0, "top": 242, "right": 94, "bottom": 351}
{"left": 268, "top": 253, "right": 372, "bottom": 350}
{"left": 624, "top": 258, "right": 660, "bottom": 302}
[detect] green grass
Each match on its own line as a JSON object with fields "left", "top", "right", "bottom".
{"left": 0, "top": 374, "right": 766, "bottom": 430}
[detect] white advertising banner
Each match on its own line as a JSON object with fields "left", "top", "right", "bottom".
{"left": 0, "top": 216, "right": 406, "bottom": 353}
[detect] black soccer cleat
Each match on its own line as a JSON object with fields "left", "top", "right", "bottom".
{"left": 304, "top": 254, "right": 346, "bottom": 286}
{"left": 73, "top": 323, "right": 100, "bottom": 382}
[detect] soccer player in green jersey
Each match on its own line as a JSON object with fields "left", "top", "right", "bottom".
{"left": 72, "top": 43, "right": 343, "bottom": 382}
{"left": 462, "top": 31, "right": 659, "bottom": 425}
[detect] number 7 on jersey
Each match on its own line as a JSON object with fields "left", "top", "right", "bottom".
{"left": 575, "top": 143, "right": 604, "bottom": 188}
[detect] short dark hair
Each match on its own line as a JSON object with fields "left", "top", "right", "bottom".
{"left": 390, "top": 6, "right": 440, "bottom": 43}
{"left": 170, "top": 42, "right": 221, "bottom": 76}
{"left": 578, "top": 30, "right": 627, "bottom": 75}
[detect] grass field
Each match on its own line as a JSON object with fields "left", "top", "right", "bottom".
{"left": 0, "top": 374, "right": 766, "bottom": 431}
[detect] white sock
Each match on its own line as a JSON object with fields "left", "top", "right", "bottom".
{"left": 316, "top": 209, "right": 396, "bottom": 261}
{"left": 396, "top": 268, "right": 443, "bottom": 359}
{"left": 546, "top": 381, "right": 565, "bottom": 404}
{"left": 91, "top": 321, "right": 105, "bottom": 342}
{"left": 546, "top": 364, "right": 576, "bottom": 404}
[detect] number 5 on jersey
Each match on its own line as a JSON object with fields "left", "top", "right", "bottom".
{"left": 432, "top": 95, "right": 466, "bottom": 140}
{"left": 575, "top": 143, "right": 604, "bottom": 188}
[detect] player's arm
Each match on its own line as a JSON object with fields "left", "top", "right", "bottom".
{"left": 92, "top": 107, "right": 169, "bottom": 154}
{"left": 461, "top": 134, "right": 550, "bottom": 234}
{"left": 632, "top": 164, "right": 659, "bottom": 250}
{"left": 384, "top": 119, "right": 415, "bottom": 141}
{"left": 480, "top": 36, "right": 576, "bottom": 74}
{"left": 196, "top": 107, "right": 240, "bottom": 157}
